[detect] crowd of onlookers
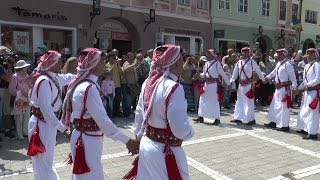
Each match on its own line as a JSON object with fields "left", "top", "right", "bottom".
{"left": 0, "top": 44, "right": 314, "bottom": 148}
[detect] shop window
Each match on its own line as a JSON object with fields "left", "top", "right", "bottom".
{"left": 178, "top": 0, "right": 190, "bottom": 6}
{"left": 262, "top": 0, "right": 270, "bottom": 17}
{"left": 175, "top": 36, "right": 190, "bottom": 53}
{"left": 238, "top": 0, "right": 248, "bottom": 14}
{"left": 1, "top": 25, "right": 33, "bottom": 57}
{"left": 43, "top": 29, "right": 72, "bottom": 52}
{"left": 305, "top": 10, "right": 318, "bottom": 24}
{"left": 219, "top": 0, "right": 230, "bottom": 10}
{"left": 197, "top": 0, "right": 209, "bottom": 10}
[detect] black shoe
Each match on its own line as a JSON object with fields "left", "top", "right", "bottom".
{"left": 5, "top": 131, "right": 15, "bottom": 138}
{"left": 23, "top": 135, "right": 28, "bottom": 138}
{"left": 296, "top": 130, "right": 308, "bottom": 134}
{"left": 245, "top": 120, "right": 256, "bottom": 125}
{"left": 193, "top": 117, "right": 204, "bottom": 123}
{"left": 230, "top": 120, "right": 242, "bottom": 123}
{"left": 303, "top": 134, "right": 318, "bottom": 140}
{"left": 264, "top": 122, "right": 277, "bottom": 128}
{"left": 276, "top": 127, "right": 290, "bottom": 132}
{"left": 212, "top": 119, "right": 220, "bottom": 125}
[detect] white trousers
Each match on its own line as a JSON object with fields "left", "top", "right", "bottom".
{"left": 15, "top": 110, "right": 30, "bottom": 139}
{"left": 28, "top": 116, "right": 57, "bottom": 180}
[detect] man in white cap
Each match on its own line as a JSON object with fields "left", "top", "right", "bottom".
{"left": 27, "top": 50, "right": 73, "bottom": 180}
{"left": 57, "top": 48, "right": 139, "bottom": 179}
{"left": 124, "top": 44, "right": 194, "bottom": 180}
{"left": 193, "top": 49, "right": 230, "bottom": 125}
{"left": 264, "top": 48, "right": 297, "bottom": 131}
{"left": 230, "top": 47, "right": 266, "bottom": 125}
{"left": 296, "top": 48, "right": 320, "bottom": 139}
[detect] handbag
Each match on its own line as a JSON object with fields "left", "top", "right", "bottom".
{"left": 11, "top": 91, "right": 29, "bottom": 115}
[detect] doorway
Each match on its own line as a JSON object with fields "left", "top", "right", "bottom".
{"left": 112, "top": 40, "right": 132, "bottom": 57}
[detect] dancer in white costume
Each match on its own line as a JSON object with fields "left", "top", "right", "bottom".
{"left": 193, "top": 49, "right": 230, "bottom": 125}
{"left": 27, "top": 50, "right": 73, "bottom": 180}
{"left": 264, "top": 48, "right": 297, "bottom": 132}
{"left": 296, "top": 48, "right": 320, "bottom": 140}
{"left": 124, "top": 44, "right": 194, "bottom": 180}
{"left": 57, "top": 48, "right": 139, "bottom": 180}
{"left": 230, "top": 47, "right": 266, "bottom": 125}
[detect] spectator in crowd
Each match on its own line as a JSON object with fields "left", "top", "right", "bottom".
{"left": 143, "top": 49, "right": 153, "bottom": 71}
{"left": 101, "top": 71, "right": 115, "bottom": 118}
{"left": 222, "top": 53, "right": 237, "bottom": 109}
{"left": 135, "top": 53, "right": 148, "bottom": 85}
{"left": 258, "top": 53, "right": 272, "bottom": 106}
{"left": 26, "top": 52, "right": 43, "bottom": 75}
{"left": 0, "top": 46, "right": 15, "bottom": 139}
{"left": 62, "top": 57, "right": 77, "bottom": 74}
{"left": 122, "top": 52, "right": 139, "bottom": 116}
{"left": 181, "top": 55, "right": 196, "bottom": 111}
{"left": 105, "top": 52, "right": 123, "bottom": 117}
{"left": 268, "top": 48, "right": 277, "bottom": 70}
{"left": 9, "top": 60, "right": 31, "bottom": 140}
{"left": 222, "top": 48, "right": 234, "bottom": 65}
{"left": 192, "top": 56, "right": 206, "bottom": 113}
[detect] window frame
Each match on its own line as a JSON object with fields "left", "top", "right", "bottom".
{"left": 178, "top": 0, "right": 191, "bottom": 6}
{"left": 292, "top": 3, "right": 299, "bottom": 21}
{"left": 305, "top": 10, "right": 318, "bottom": 24}
{"left": 262, "top": 0, "right": 270, "bottom": 17}
{"left": 238, "top": 0, "right": 248, "bottom": 14}
{"left": 279, "top": 0, "right": 286, "bottom": 21}
{"left": 197, "top": 0, "right": 209, "bottom": 10}
{"left": 219, "top": 0, "right": 231, "bottom": 11}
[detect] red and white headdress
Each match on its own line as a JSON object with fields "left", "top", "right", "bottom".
{"left": 143, "top": 44, "right": 181, "bottom": 120}
{"left": 306, "top": 48, "right": 319, "bottom": 58}
{"left": 61, "top": 48, "right": 102, "bottom": 127}
{"left": 276, "top": 48, "right": 288, "bottom": 57}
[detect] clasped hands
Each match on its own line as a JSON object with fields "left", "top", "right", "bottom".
{"left": 126, "top": 139, "right": 140, "bottom": 156}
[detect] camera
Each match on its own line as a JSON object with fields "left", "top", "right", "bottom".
{"left": 0, "top": 51, "right": 18, "bottom": 68}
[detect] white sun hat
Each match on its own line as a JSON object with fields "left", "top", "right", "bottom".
{"left": 14, "top": 60, "right": 31, "bottom": 69}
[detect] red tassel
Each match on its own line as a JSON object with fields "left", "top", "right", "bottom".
{"left": 73, "top": 136, "right": 90, "bottom": 174}
{"left": 217, "top": 84, "right": 224, "bottom": 102}
{"left": 199, "top": 84, "right": 205, "bottom": 95}
{"left": 27, "top": 125, "right": 46, "bottom": 156}
{"left": 163, "top": 145, "right": 182, "bottom": 180}
{"left": 122, "top": 156, "right": 139, "bottom": 180}
{"left": 309, "top": 97, "right": 319, "bottom": 109}
{"left": 282, "top": 93, "right": 292, "bottom": 108}
{"left": 64, "top": 153, "right": 73, "bottom": 165}
{"left": 245, "top": 88, "right": 254, "bottom": 99}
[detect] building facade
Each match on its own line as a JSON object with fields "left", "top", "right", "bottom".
{"left": 300, "top": 0, "right": 320, "bottom": 52}
{"left": 0, "top": 0, "right": 211, "bottom": 57}
{"left": 212, "top": 0, "right": 277, "bottom": 54}
{"left": 275, "top": 0, "right": 301, "bottom": 52}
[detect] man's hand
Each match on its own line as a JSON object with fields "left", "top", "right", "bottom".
{"left": 126, "top": 139, "right": 140, "bottom": 156}
{"left": 64, "top": 130, "right": 71, "bottom": 140}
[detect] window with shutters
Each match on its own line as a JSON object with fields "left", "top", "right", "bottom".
{"left": 219, "top": 0, "right": 230, "bottom": 10}
{"left": 178, "top": 0, "right": 190, "bottom": 6}
{"left": 262, "top": 0, "right": 270, "bottom": 17}
{"left": 197, "top": 0, "right": 209, "bottom": 10}
{"left": 238, "top": 0, "right": 248, "bottom": 14}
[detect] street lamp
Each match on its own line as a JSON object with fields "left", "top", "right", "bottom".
{"left": 90, "top": 0, "right": 101, "bottom": 27}
{"left": 275, "top": 29, "right": 285, "bottom": 48}
{"left": 144, "top": 9, "right": 156, "bottom": 32}
{"left": 253, "top": 25, "right": 264, "bottom": 43}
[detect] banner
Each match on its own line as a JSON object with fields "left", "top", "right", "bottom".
{"left": 13, "top": 31, "right": 29, "bottom": 53}
{"left": 292, "top": 19, "right": 303, "bottom": 32}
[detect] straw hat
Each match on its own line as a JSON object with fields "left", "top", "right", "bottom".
{"left": 14, "top": 60, "right": 30, "bottom": 69}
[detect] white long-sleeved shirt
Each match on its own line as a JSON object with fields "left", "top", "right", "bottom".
{"left": 30, "top": 71, "right": 73, "bottom": 126}
{"left": 134, "top": 72, "right": 194, "bottom": 141}
{"left": 230, "top": 58, "right": 266, "bottom": 83}
{"left": 298, "top": 60, "right": 320, "bottom": 90}
{"left": 57, "top": 74, "right": 130, "bottom": 143}
{"left": 201, "top": 59, "right": 230, "bottom": 85}
{"left": 266, "top": 58, "right": 297, "bottom": 88}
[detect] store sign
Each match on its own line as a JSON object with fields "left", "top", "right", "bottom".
{"left": 96, "top": 30, "right": 111, "bottom": 39}
{"left": 214, "top": 30, "right": 225, "bottom": 38}
{"left": 11, "top": 6, "right": 67, "bottom": 21}
{"left": 112, "top": 32, "right": 131, "bottom": 41}
{"left": 162, "top": 27, "right": 201, "bottom": 36}
{"left": 13, "top": 31, "right": 29, "bottom": 53}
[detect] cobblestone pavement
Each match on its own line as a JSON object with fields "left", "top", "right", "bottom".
{"left": 1, "top": 105, "right": 320, "bottom": 180}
